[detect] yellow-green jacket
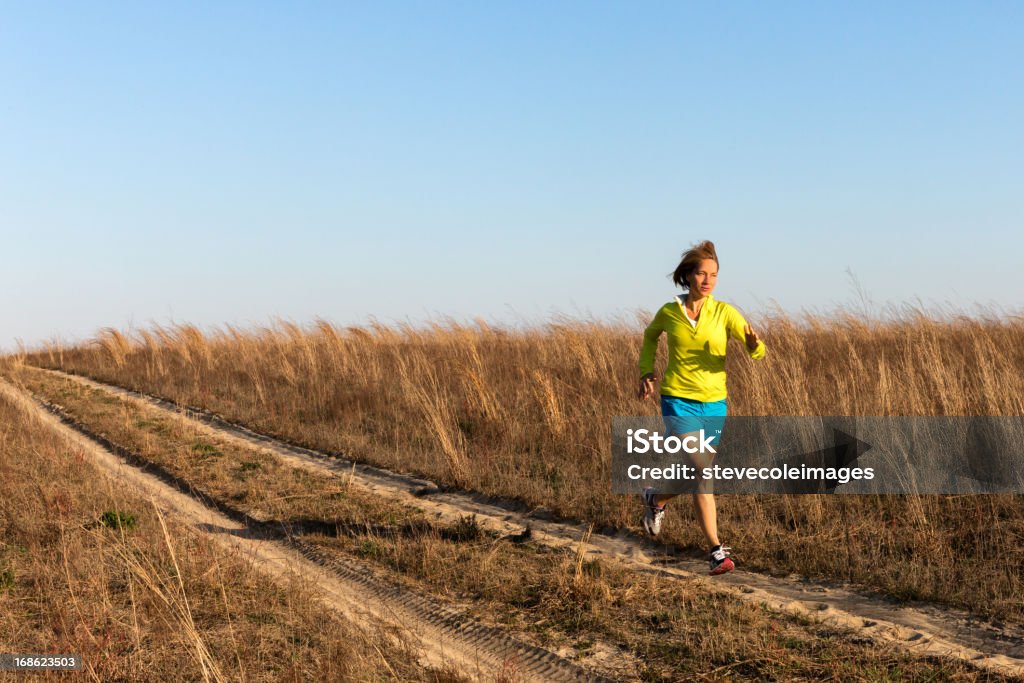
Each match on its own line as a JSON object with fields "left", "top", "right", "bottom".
{"left": 639, "top": 294, "right": 766, "bottom": 402}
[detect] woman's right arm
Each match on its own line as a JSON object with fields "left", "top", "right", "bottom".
{"left": 638, "top": 308, "right": 664, "bottom": 400}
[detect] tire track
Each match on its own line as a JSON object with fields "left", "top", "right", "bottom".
{"left": 0, "top": 377, "right": 611, "bottom": 683}
{"left": 34, "top": 368, "right": 1024, "bottom": 677}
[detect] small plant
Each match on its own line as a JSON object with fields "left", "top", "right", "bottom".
{"left": 0, "top": 566, "right": 14, "bottom": 591}
{"left": 232, "top": 460, "right": 262, "bottom": 481}
{"left": 191, "top": 441, "right": 222, "bottom": 457}
{"left": 357, "top": 540, "right": 381, "bottom": 558}
{"left": 445, "top": 514, "right": 482, "bottom": 542}
{"left": 573, "top": 639, "right": 594, "bottom": 652}
{"left": 99, "top": 510, "right": 137, "bottom": 530}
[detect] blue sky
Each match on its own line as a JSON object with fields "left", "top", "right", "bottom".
{"left": 2, "top": 2, "right": 1022, "bottom": 350}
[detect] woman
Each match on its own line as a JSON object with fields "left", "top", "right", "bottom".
{"left": 637, "top": 240, "right": 766, "bottom": 575}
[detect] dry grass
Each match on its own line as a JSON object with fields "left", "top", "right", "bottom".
{"left": 12, "top": 305, "right": 1024, "bottom": 620}
{"left": 3, "top": 364, "right": 1008, "bottom": 681}
{"left": 0, "top": 378, "right": 461, "bottom": 682}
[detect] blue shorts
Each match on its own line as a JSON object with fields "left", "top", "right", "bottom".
{"left": 661, "top": 395, "right": 727, "bottom": 446}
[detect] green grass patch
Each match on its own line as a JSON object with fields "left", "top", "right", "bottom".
{"left": 0, "top": 566, "right": 14, "bottom": 591}
{"left": 99, "top": 510, "right": 138, "bottom": 530}
{"left": 357, "top": 540, "right": 382, "bottom": 558}
{"left": 190, "top": 441, "right": 222, "bottom": 457}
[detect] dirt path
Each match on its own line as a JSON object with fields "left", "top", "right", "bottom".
{"left": 0, "top": 378, "right": 611, "bottom": 683}
{"left": 34, "top": 369, "right": 1024, "bottom": 677}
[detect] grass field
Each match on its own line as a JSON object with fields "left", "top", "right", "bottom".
{"left": 0, "top": 363, "right": 1008, "bottom": 681}
{"left": 10, "top": 304, "right": 1024, "bottom": 623}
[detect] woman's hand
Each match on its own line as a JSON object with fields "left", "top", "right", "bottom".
{"left": 638, "top": 373, "right": 657, "bottom": 400}
{"left": 744, "top": 324, "right": 761, "bottom": 352}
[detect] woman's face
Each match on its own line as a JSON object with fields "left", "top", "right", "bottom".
{"left": 689, "top": 259, "right": 718, "bottom": 297}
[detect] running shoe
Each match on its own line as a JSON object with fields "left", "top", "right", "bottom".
{"left": 642, "top": 487, "right": 666, "bottom": 537}
{"left": 709, "top": 545, "right": 734, "bottom": 575}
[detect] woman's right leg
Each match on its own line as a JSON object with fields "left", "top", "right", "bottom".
{"left": 682, "top": 430, "right": 718, "bottom": 546}
{"left": 689, "top": 443, "right": 734, "bottom": 574}
{"left": 683, "top": 436, "right": 732, "bottom": 573}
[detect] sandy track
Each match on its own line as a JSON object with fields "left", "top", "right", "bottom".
{"left": 0, "top": 378, "right": 610, "bottom": 683}
{"left": 33, "top": 369, "right": 1024, "bottom": 677}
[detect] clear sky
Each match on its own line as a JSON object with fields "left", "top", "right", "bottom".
{"left": 2, "top": 2, "right": 1022, "bottom": 351}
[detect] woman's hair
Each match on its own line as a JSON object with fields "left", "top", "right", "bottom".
{"left": 671, "top": 240, "right": 719, "bottom": 290}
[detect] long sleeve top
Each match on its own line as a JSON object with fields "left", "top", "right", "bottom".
{"left": 638, "top": 294, "right": 766, "bottom": 402}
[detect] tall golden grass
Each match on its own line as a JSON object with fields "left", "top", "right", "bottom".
{"left": 19, "top": 304, "right": 1024, "bottom": 619}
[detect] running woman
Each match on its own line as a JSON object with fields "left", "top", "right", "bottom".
{"left": 637, "top": 240, "right": 766, "bottom": 575}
